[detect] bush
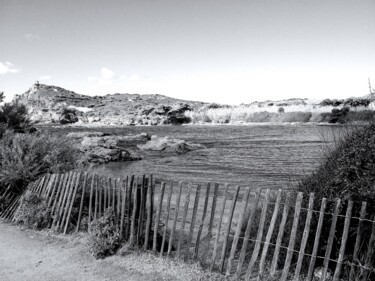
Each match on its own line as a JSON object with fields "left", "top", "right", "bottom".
{"left": 14, "top": 191, "right": 51, "bottom": 229}
{"left": 88, "top": 208, "right": 122, "bottom": 259}
{"left": 0, "top": 130, "right": 83, "bottom": 194}
{"left": 0, "top": 102, "right": 33, "bottom": 136}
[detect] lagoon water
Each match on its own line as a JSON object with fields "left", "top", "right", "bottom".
{"left": 86, "top": 124, "right": 342, "bottom": 189}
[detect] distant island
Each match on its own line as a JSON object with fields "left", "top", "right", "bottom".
{"left": 14, "top": 82, "right": 375, "bottom": 126}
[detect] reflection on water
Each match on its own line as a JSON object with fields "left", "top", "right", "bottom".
{"left": 84, "top": 124, "right": 343, "bottom": 189}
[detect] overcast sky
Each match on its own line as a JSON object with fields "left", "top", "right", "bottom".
{"left": 1, "top": 0, "right": 374, "bottom": 104}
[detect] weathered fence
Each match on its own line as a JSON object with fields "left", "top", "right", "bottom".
{"left": 1, "top": 172, "right": 375, "bottom": 280}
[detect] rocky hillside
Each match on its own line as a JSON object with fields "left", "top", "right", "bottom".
{"left": 14, "top": 82, "right": 207, "bottom": 126}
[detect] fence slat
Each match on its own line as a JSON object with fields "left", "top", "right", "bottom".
{"left": 58, "top": 172, "right": 76, "bottom": 230}
{"left": 160, "top": 182, "right": 173, "bottom": 257}
{"left": 98, "top": 178, "right": 102, "bottom": 218}
{"left": 168, "top": 181, "right": 183, "bottom": 256}
{"left": 187, "top": 184, "right": 201, "bottom": 248}
{"left": 120, "top": 177, "right": 128, "bottom": 239}
{"left": 321, "top": 198, "right": 341, "bottom": 281}
{"left": 246, "top": 189, "right": 271, "bottom": 280}
{"left": 130, "top": 176, "right": 139, "bottom": 245}
{"left": 226, "top": 186, "right": 251, "bottom": 276}
{"left": 293, "top": 193, "right": 315, "bottom": 280}
{"left": 270, "top": 195, "right": 291, "bottom": 277}
{"left": 207, "top": 183, "right": 219, "bottom": 237}
{"left": 258, "top": 189, "right": 282, "bottom": 278}
{"left": 76, "top": 173, "right": 88, "bottom": 232}
{"left": 137, "top": 175, "right": 146, "bottom": 245}
{"left": 46, "top": 174, "right": 58, "bottom": 206}
{"left": 103, "top": 178, "right": 107, "bottom": 210}
{"left": 333, "top": 200, "right": 353, "bottom": 281}
{"left": 125, "top": 175, "right": 134, "bottom": 240}
{"left": 153, "top": 182, "right": 166, "bottom": 253}
{"left": 349, "top": 201, "right": 367, "bottom": 280}
{"left": 55, "top": 172, "right": 74, "bottom": 229}
{"left": 50, "top": 173, "right": 66, "bottom": 217}
{"left": 236, "top": 188, "right": 262, "bottom": 277}
{"left": 51, "top": 173, "right": 69, "bottom": 227}
{"left": 194, "top": 183, "right": 211, "bottom": 259}
{"left": 117, "top": 178, "right": 121, "bottom": 220}
{"left": 219, "top": 185, "right": 240, "bottom": 273}
{"left": 94, "top": 175, "right": 99, "bottom": 219}
{"left": 88, "top": 174, "right": 95, "bottom": 223}
{"left": 307, "top": 198, "right": 327, "bottom": 281}
{"left": 64, "top": 173, "right": 81, "bottom": 234}
{"left": 177, "top": 182, "right": 193, "bottom": 258}
{"left": 361, "top": 215, "right": 375, "bottom": 280}
{"left": 211, "top": 184, "right": 229, "bottom": 270}
{"left": 281, "top": 192, "right": 304, "bottom": 281}
{"left": 144, "top": 175, "right": 153, "bottom": 250}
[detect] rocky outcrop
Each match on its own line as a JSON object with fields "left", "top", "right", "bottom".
{"left": 138, "top": 136, "right": 206, "bottom": 154}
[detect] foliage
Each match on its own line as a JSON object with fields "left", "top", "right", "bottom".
{"left": 0, "top": 130, "right": 83, "bottom": 194}
{"left": 329, "top": 107, "right": 350, "bottom": 123}
{"left": 88, "top": 208, "right": 122, "bottom": 259}
{"left": 343, "top": 98, "right": 371, "bottom": 107}
{"left": 0, "top": 101, "right": 34, "bottom": 137}
{"left": 14, "top": 191, "right": 51, "bottom": 229}
{"left": 59, "top": 107, "right": 78, "bottom": 124}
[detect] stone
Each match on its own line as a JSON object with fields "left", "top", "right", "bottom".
{"left": 137, "top": 137, "right": 205, "bottom": 154}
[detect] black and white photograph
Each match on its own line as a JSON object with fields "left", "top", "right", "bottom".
{"left": 1, "top": 1, "right": 375, "bottom": 280}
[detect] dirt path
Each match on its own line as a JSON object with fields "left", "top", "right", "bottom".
{"left": 0, "top": 221, "right": 222, "bottom": 281}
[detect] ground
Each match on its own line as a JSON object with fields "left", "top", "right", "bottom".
{"left": 0, "top": 221, "right": 224, "bottom": 281}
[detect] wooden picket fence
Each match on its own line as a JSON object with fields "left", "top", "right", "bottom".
{"left": 1, "top": 172, "right": 375, "bottom": 280}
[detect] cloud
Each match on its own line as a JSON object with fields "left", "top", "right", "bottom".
{"left": 38, "top": 75, "right": 51, "bottom": 80}
{"left": 101, "top": 67, "right": 114, "bottom": 80}
{"left": 0, "top": 62, "right": 19, "bottom": 74}
{"left": 25, "top": 33, "right": 40, "bottom": 40}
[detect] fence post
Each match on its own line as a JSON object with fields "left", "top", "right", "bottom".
{"left": 168, "top": 181, "right": 183, "bottom": 256}
{"left": 187, "top": 184, "right": 201, "bottom": 248}
{"left": 177, "top": 182, "right": 193, "bottom": 258}
{"left": 226, "top": 186, "right": 251, "bottom": 276}
{"left": 321, "top": 199, "right": 341, "bottom": 281}
{"left": 160, "top": 182, "right": 173, "bottom": 257}
{"left": 207, "top": 183, "right": 219, "bottom": 238}
{"left": 137, "top": 175, "right": 146, "bottom": 245}
{"left": 236, "top": 188, "right": 262, "bottom": 278}
{"left": 153, "top": 182, "right": 166, "bottom": 253}
{"left": 258, "top": 189, "right": 282, "bottom": 277}
{"left": 88, "top": 174, "right": 95, "bottom": 223}
{"left": 125, "top": 175, "right": 134, "bottom": 240}
{"left": 120, "top": 176, "right": 128, "bottom": 239}
{"left": 349, "top": 202, "right": 367, "bottom": 280}
{"left": 130, "top": 176, "right": 139, "bottom": 246}
{"left": 333, "top": 200, "right": 353, "bottom": 281}
{"left": 245, "top": 189, "right": 271, "bottom": 280}
{"left": 293, "top": 193, "right": 315, "bottom": 280}
{"left": 144, "top": 175, "right": 153, "bottom": 250}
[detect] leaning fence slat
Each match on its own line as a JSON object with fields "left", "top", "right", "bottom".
{"left": 94, "top": 175, "right": 99, "bottom": 219}
{"left": 58, "top": 172, "right": 76, "bottom": 230}
{"left": 349, "top": 201, "right": 367, "bottom": 280}
{"left": 236, "top": 188, "right": 262, "bottom": 277}
{"left": 153, "top": 182, "right": 165, "bottom": 253}
{"left": 45, "top": 174, "right": 57, "bottom": 203}
{"left": 64, "top": 173, "right": 81, "bottom": 234}
{"left": 168, "top": 181, "right": 183, "bottom": 256}
{"left": 306, "top": 198, "right": 327, "bottom": 281}
{"left": 55, "top": 172, "right": 74, "bottom": 229}
{"left": 160, "top": 182, "right": 173, "bottom": 256}
{"left": 194, "top": 183, "right": 211, "bottom": 259}
{"left": 144, "top": 175, "right": 153, "bottom": 250}
{"left": 293, "top": 193, "right": 315, "bottom": 280}
{"left": 137, "top": 175, "right": 146, "bottom": 245}
{"left": 51, "top": 173, "right": 69, "bottom": 227}
{"left": 281, "top": 192, "right": 304, "bottom": 281}
{"left": 50, "top": 173, "right": 66, "bottom": 216}
{"left": 270, "top": 195, "right": 291, "bottom": 277}
{"left": 125, "top": 175, "right": 134, "bottom": 240}
{"left": 188, "top": 184, "right": 201, "bottom": 249}
{"left": 177, "top": 182, "right": 193, "bottom": 258}
{"left": 76, "top": 173, "right": 88, "bottom": 232}
{"left": 333, "top": 200, "right": 353, "bottom": 281}
{"left": 98, "top": 178, "right": 103, "bottom": 218}
{"left": 117, "top": 178, "right": 121, "bottom": 220}
{"left": 246, "top": 189, "right": 271, "bottom": 280}
{"left": 320, "top": 198, "right": 341, "bottom": 281}
{"left": 258, "top": 189, "right": 282, "bottom": 277}
{"left": 88, "top": 174, "right": 95, "bottom": 222}
{"left": 207, "top": 183, "right": 219, "bottom": 237}
{"left": 219, "top": 185, "right": 240, "bottom": 273}
{"left": 226, "top": 186, "right": 251, "bottom": 276}
{"left": 361, "top": 215, "right": 375, "bottom": 280}
{"left": 47, "top": 174, "right": 60, "bottom": 207}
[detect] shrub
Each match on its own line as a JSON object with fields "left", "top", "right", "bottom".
{"left": 0, "top": 130, "right": 83, "bottom": 194}
{"left": 14, "top": 191, "right": 51, "bottom": 229}
{"left": 0, "top": 102, "right": 33, "bottom": 135}
{"left": 88, "top": 208, "right": 122, "bottom": 259}
{"left": 278, "top": 107, "right": 285, "bottom": 113}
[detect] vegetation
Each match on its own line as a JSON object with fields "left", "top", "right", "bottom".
{"left": 14, "top": 191, "right": 51, "bottom": 229}
{"left": 88, "top": 208, "right": 122, "bottom": 259}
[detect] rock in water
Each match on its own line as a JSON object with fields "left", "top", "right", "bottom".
{"left": 137, "top": 137, "right": 205, "bottom": 154}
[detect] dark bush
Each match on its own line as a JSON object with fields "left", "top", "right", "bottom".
{"left": 344, "top": 98, "right": 371, "bottom": 108}
{"left": 329, "top": 107, "right": 349, "bottom": 123}
{"left": 88, "top": 208, "right": 122, "bottom": 259}
{"left": 14, "top": 191, "right": 51, "bottom": 229}
{"left": 0, "top": 102, "right": 33, "bottom": 134}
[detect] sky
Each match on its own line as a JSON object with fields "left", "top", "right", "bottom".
{"left": 1, "top": 0, "right": 375, "bottom": 104}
